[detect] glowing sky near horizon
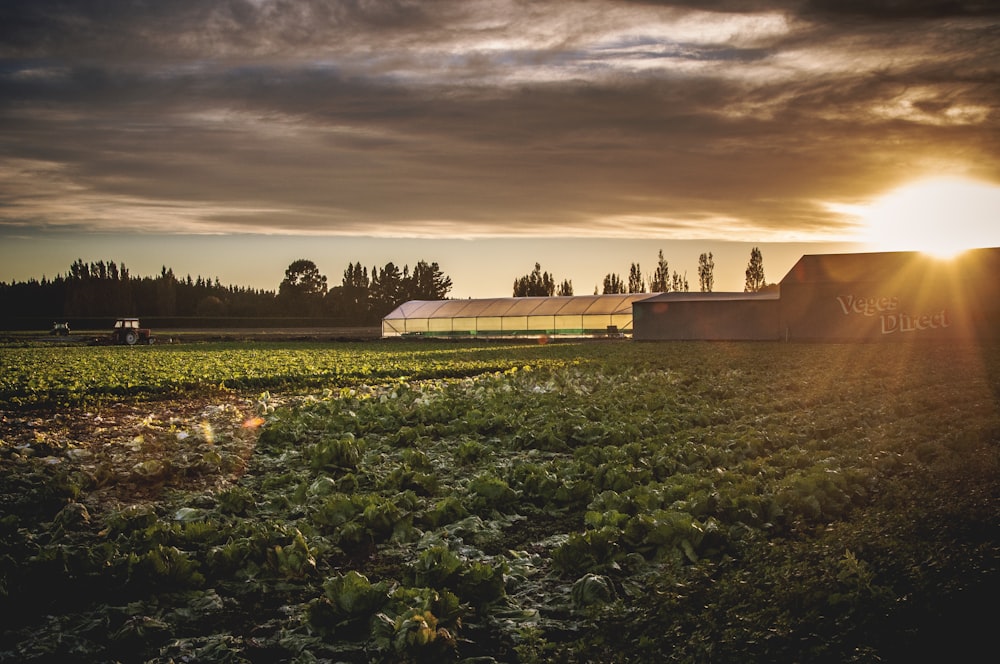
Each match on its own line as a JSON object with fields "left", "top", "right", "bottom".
{"left": 830, "top": 178, "right": 1000, "bottom": 259}
{"left": 1, "top": 1, "right": 998, "bottom": 297}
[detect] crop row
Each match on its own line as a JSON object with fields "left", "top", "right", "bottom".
{"left": 0, "top": 341, "right": 581, "bottom": 408}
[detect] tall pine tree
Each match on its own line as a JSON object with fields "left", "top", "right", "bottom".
{"left": 744, "top": 247, "right": 766, "bottom": 292}
{"left": 698, "top": 252, "right": 715, "bottom": 292}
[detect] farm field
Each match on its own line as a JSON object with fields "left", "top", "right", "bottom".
{"left": 1, "top": 340, "right": 999, "bottom": 662}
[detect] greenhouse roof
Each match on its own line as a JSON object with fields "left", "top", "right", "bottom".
{"left": 384, "top": 294, "right": 656, "bottom": 320}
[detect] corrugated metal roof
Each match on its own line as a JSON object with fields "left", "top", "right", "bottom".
{"left": 638, "top": 291, "right": 779, "bottom": 304}
{"left": 780, "top": 248, "right": 1000, "bottom": 285}
{"left": 782, "top": 251, "right": 921, "bottom": 284}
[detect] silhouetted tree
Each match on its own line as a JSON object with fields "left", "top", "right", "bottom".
{"left": 0, "top": 258, "right": 284, "bottom": 323}
{"left": 196, "top": 295, "right": 226, "bottom": 316}
{"left": 672, "top": 271, "right": 689, "bottom": 292}
{"left": 650, "top": 250, "right": 670, "bottom": 292}
{"left": 0, "top": 255, "right": 454, "bottom": 326}
{"left": 338, "top": 262, "right": 370, "bottom": 320}
{"left": 281, "top": 260, "right": 327, "bottom": 297}
{"left": 698, "top": 252, "right": 715, "bottom": 292}
{"left": 327, "top": 259, "right": 454, "bottom": 321}
{"left": 628, "top": 263, "right": 645, "bottom": 293}
{"left": 744, "top": 247, "right": 766, "bottom": 292}
{"left": 155, "top": 267, "right": 178, "bottom": 316}
{"left": 371, "top": 262, "right": 404, "bottom": 313}
{"left": 279, "top": 259, "right": 328, "bottom": 315}
{"left": 602, "top": 273, "right": 625, "bottom": 294}
{"left": 513, "top": 263, "right": 556, "bottom": 297}
{"left": 557, "top": 279, "right": 574, "bottom": 296}
{"left": 408, "top": 260, "right": 452, "bottom": 300}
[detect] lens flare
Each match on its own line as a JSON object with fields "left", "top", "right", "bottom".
{"left": 242, "top": 416, "right": 266, "bottom": 429}
{"left": 831, "top": 177, "right": 1000, "bottom": 258}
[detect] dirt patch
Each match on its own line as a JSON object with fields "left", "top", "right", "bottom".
{"left": 0, "top": 393, "right": 268, "bottom": 510}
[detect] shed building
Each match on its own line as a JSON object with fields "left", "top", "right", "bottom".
{"left": 633, "top": 292, "right": 780, "bottom": 341}
{"left": 382, "top": 293, "right": 655, "bottom": 338}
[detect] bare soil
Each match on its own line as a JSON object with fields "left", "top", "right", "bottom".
{"left": 0, "top": 392, "right": 268, "bottom": 509}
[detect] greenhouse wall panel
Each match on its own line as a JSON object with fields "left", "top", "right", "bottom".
{"left": 610, "top": 314, "right": 634, "bottom": 330}
{"left": 526, "top": 315, "right": 555, "bottom": 331}
{"left": 428, "top": 318, "right": 454, "bottom": 333}
{"left": 502, "top": 316, "right": 530, "bottom": 332}
{"left": 476, "top": 317, "right": 504, "bottom": 332}
{"left": 553, "top": 315, "right": 584, "bottom": 330}
{"left": 382, "top": 319, "right": 406, "bottom": 336}
{"left": 451, "top": 317, "right": 479, "bottom": 333}
{"left": 404, "top": 319, "right": 430, "bottom": 334}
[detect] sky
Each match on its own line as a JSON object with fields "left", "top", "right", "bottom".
{"left": 1, "top": 0, "right": 999, "bottom": 298}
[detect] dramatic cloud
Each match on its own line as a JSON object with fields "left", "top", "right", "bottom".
{"left": 1, "top": 0, "right": 997, "bottom": 242}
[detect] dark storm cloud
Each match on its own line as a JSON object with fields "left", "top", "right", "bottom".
{"left": 798, "top": 0, "right": 1000, "bottom": 19}
{"left": 0, "top": 0, "right": 997, "bottom": 239}
{"left": 0, "top": 1, "right": 436, "bottom": 59}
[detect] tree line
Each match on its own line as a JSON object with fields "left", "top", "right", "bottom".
{"left": 280, "top": 259, "right": 452, "bottom": 320}
{"left": 511, "top": 247, "right": 769, "bottom": 296}
{"left": 1, "top": 247, "right": 772, "bottom": 326}
{"left": 0, "top": 258, "right": 452, "bottom": 325}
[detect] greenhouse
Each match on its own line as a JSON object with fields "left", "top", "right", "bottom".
{"left": 382, "top": 294, "right": 655, "bottom": 338}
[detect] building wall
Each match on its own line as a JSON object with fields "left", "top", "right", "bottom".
{"left": 779, "top": 249, "right": 1000, "bottom": 342}
{"left": 779, "top": 281, "right": 961, "bottom": 341}
{"left": 634, "top": 298, "right": 780, "bottom": 341}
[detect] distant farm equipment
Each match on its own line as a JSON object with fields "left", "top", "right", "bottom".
{"left": 50, "top": 322, "right": 71, "bottom": 336}
{"left": 100, "top": 318, "right": 155, "bottom": 345}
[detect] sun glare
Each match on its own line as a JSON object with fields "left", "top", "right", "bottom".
{"left": 836, "top": 177, "right": 1000, "bottom": 258}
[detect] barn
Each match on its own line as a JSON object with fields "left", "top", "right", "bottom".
{"left": 632, "top": 247, "right": 1000, "bottom": 342}
{"left": 381, "top": 293, "right": 654, "bottom": 338}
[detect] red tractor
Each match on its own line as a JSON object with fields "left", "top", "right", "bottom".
{"left": 108, "top": 318, "right": 155, "bottom": 345}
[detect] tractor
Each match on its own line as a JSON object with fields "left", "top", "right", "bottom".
{"left": 107, "top": 318, "right": 155, "bottom": 345}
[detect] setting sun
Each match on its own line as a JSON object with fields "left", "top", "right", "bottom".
{"left": 834, "top": 177, "right": 1000, "bottom": 258}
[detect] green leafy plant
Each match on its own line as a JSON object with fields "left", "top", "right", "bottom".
{"left": 306, "top": 433, "right": 362, "bottom": 470}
